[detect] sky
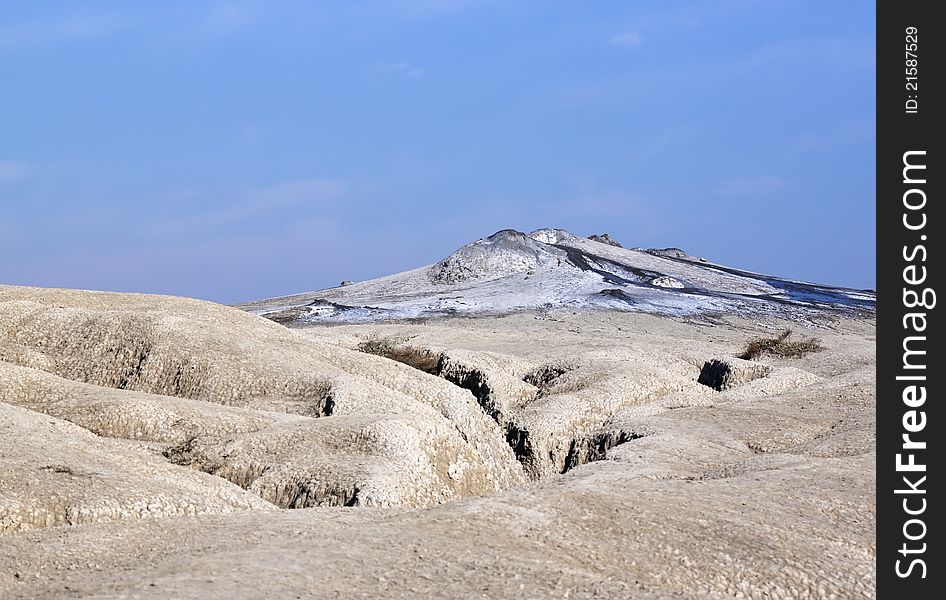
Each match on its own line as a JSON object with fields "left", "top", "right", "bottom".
{"left": 0, "top": 1, "right": 876, "bottom": 303}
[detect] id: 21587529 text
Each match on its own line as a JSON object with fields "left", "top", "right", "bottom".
{"left": 904, "top": 26, "right": 919, "bottom": 114}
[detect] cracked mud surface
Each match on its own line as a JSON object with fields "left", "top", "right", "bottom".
{"left": 0, "top": 285, "right": 875, "bottom": 598}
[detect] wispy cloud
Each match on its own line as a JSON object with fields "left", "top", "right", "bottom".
{"left": 545, "top": 185, "right": 658, "bottom": 235}
{"left": 136, "top": 178, "right": 345, "bottom": 237}
{"left": 628, "top": 127, "right": 692, "bottom": 162}
{"left": 201, "top": 2, "right": 261, "bottom": 34}
{"left": 789, "top": 123, "right": 873, "bottom": 154}
{"left": 715, "top": 175, "right": 787, "bottom": 196}
{"left": 0, "top": 160, "right": 29, "bottom": 183}
{"left": 0, "top": 14, "right": 123, "bottom": 51}
{"left": 610, "top": 31, "right": 644, "bottom": 47}
{"left": 747, "top": 36, "right": 874, "bottom": 72}
{"left": 239, "top": 124, "right": 266, "bottom": 147}
{"left": 378, "top": 62, "right": 426, "bottom": 78}
{"left": 238, "top": 178, "right": 345, "bottom": 217}
{"left": 339, "top": 0, "right": 499, "bottom": 22}
{"left": 564, "top": 188, "right": 649, "bottom": 217}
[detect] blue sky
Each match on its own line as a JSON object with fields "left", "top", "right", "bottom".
{"left": 0, "top": 1, "right": 875, "bottom": 303}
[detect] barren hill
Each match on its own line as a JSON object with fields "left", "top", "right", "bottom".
{"left": 240, "top": 228, "right": 875, "bottom": 325}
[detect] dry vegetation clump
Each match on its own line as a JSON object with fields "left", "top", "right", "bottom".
{"left": 738, "top": 329, "right": 824, "bottom": 360}
{"left": 357, "top": 338, "right": 442, "bottom": 374}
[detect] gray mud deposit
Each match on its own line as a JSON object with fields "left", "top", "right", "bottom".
{"left": 1, "top": 245, "right": 875, "bottom": 599}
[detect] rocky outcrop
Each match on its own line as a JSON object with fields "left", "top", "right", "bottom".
{"left": 651, "top": 275, "right": 685, "bottom": 288}
{"left": 645, "top": 247, "right": 690, "bottom": 259}
{"left": 588, "top": 233, "right": 623, "bottom": 247}
{"left": 527, "top": 228, "right": 583, "bottom": 245}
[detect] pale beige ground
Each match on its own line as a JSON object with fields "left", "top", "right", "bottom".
{"left": 0, "top": 285, "right": 875, "bottom": 599}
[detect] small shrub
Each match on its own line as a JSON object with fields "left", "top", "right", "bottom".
{"left": 357, "top": 338, "right": 397, "bottom": 357}
{"left": 738, "top": 329, "right": 824, "bottom": 360}
{"left": 40, "top": 464, "right": 75, "bottom": 475}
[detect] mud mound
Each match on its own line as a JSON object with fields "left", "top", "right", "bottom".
{"left": 0, "top": 289, "right": 875, "bottom": 598}
{"left": 0, "top": 286, "right": 528, "bottom": 510}
{"left": 0, "top": 403, "right": 272, "bottom": 534}
{"left": 245, "top": 227, "right": 875, "bottom": 325}
{"left": 430, "top": 229, "right": 569, "bottom": 284}
{"left": 0, "top": 292, "right": 336, "bottom": 415}
{"left": 1, "top": 358, "right": 523, "bottom": 509}
{"left": 0, "top": 361, "right": 304, "bottom": 443}
{"left": 169, "top": 412, "right": 512, "bottom": 508}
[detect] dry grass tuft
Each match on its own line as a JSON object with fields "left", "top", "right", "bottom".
{"left": 738, "top": 329, "right": 824, "bottom": 360}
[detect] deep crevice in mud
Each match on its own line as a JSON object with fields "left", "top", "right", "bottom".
{"left": 562, "top": 430, "right": 648, "bottom": 473}
{"left": 523, "top": 364, "right": 569, "bottom": 399}
{"left": 343, "top": 487, "right": 361, "bottom": 507}
{"left": 697, "top": 358, "right": 770, "bottom": 391}
{"left": 356, "top": 339, "right": 441, "bottom": 374}
{"left": 523, "top": 365, "right": 567, "bottom": 388}
{"left": 438, "top": 361, "right": 500, "bottom": 422}
{"left": 162, "top": 435, "right": 212, "bottom": 471}
{"left": 354, "top": 339, "right": 616, "bottom": 482}
{"left": 163, "top": 438, "right": 359, "bottom": 509}
{"left": 505, "top": 425, "right": 534, "bottom": 471}
{"left": 355, "top": 338, "right": 517, "bottom": 427}
{"left": 438, "top": 359, "right": 584, "bottom": 474}
{"left": 277, "top": 481, "right": 360, "bottom": 509}
{"left": 320, "top": 389, "right": 336, "bottom": 416}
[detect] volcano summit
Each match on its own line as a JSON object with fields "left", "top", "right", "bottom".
{"left": 241, "top": 228, "right": 875, "bottom": 325}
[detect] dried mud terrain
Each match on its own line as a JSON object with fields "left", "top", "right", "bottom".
{"left": 0, "top": 284, "right": 875, "bottom": 599}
